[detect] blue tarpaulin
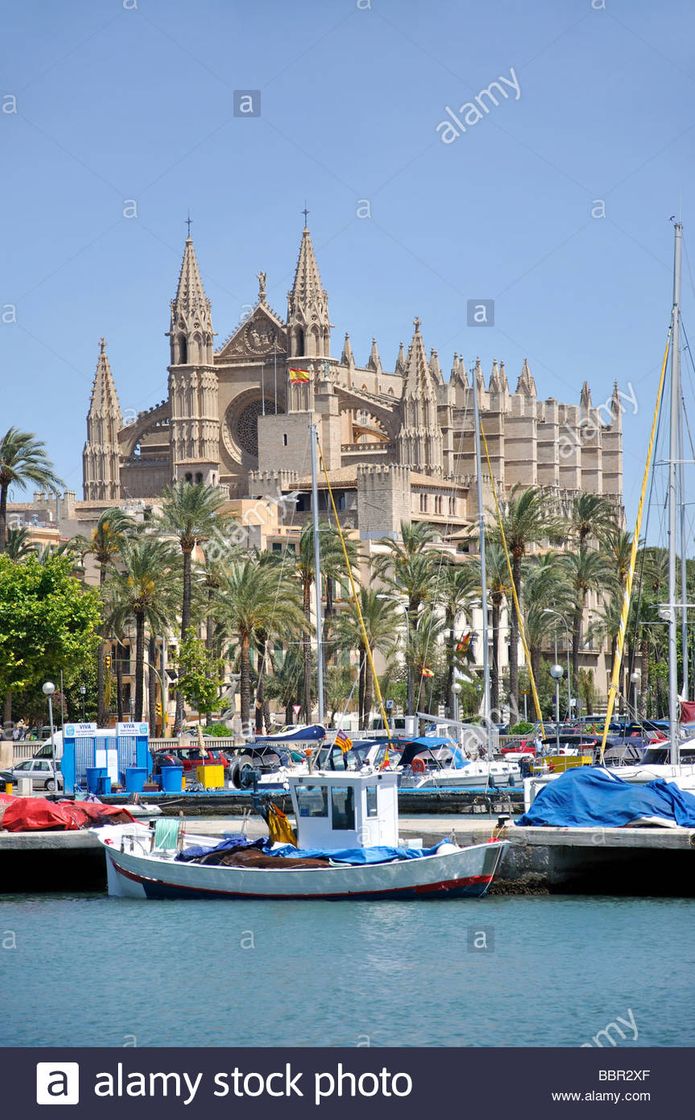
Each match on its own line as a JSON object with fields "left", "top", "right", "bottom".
{"left": 271, "top": 841, "right": 449, "bottom": 864}
{"left": 517, "top": 766, "right": 695, "bottom": 828}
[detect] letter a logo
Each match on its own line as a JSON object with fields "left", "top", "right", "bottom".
{"left": 36, "top": 1062, "right": 80, "bottom": 1105}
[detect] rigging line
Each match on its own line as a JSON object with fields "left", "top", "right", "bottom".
{"left": 600, "top": 329, "right": 672, "bottom": 760}
{"left": 316, "top": 436, "right": 392, "bottom": 744}
{"left": 477, "top": 416, "right": 545, "bottom": 735}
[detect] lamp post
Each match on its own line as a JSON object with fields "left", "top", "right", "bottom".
{"left": 42, "top": 681, "right": 57, "bottom": 796}
{"left": 550, "top": 664, "right": 564, "bottom": 754}
{"left": 452, "top": 681, "right": 462, "bottom": 733}
{"left": 630, "top": 669, "right": 641, "bottom": 716}
{"left": 543, "top": 609, "right": 572, "bottom": 718}
{"left": 79, "top": 684, "right": 86, "bottom": 721}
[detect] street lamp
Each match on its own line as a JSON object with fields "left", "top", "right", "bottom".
{"left": 452, "top": 681, "right": 462, "bottom": 730}
{"left": 42, "top": 681, "right": 57, "bottom": 797}
{"left": 630, "top": 669, "right": 641, "bottom": 716}
{"left": 543, "top": 609, "right": 572, "bottom": 717}
{"left": 549, "top": 663, "right": 564, "bottom": 754}
{"left": 79, "top": 684, "right": 87, "bottom": 721}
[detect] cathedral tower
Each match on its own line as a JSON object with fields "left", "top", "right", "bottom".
{"left": 167, "top": 232, "right": 220, "bottom": 484}
{"left": 396, "top": 318, "right": 443, "bottom": 475}
{"left": 83, "top": 338, "right": 122, "bottom": 501}
{"left": 287, "top": 223, "right": 331, "bottom": 361}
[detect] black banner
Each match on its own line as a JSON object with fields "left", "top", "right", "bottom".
{"left": 5, "top": 1047, "right": 686, "bottom": 1117}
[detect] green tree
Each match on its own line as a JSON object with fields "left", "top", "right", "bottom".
{"left": 486, "top": 540, "right": 511, "bottom": 719}
{"left": 335, "top": 587, "right": 400, "bottom": 726}
{"left": 438, "top": 560, "right": 478, "bottom": 718}
{"left": 562, "top": 544, "right": 612, "bottom": 699}
{"left": 105, "top": 537, "right": 180, "bottom": 720}
{"left": 157, "top": 482, "right": 228, "bottom": 731}
{"left": 293, "top": 522, "right": 358, "bottom": 721}
{"left": 568, "top": 493, "right": 619, "bottom": 548}
{"left": 218, "top": 556, "right": 307, "bottom": 726}
{"left": 0, "top": 553, "right": 101, "bottom": 721}
{"left": 0, "top": 427, "right": 63, "bottom": 554}
{"left": 374, "top": 521, "right": 442, "bottom": 713}
{"left": 5, "top": 526, "right": 35, "bottom": 561}
{"left": 177, "top": 629, "right": 224, "bottom": 720}
{"left": 494, "top": 485, "right": 551, "bottom": 713}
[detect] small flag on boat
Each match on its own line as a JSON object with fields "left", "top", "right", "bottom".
{"left": 421, "top": 667, "right": 434, "bottom": 678}
{"left": 335, "top": 729, "right": 352, "bottom": 753}
{"left": 379, "top": 748, "right": 390, "bottom": 770}
{"left": 289, "top": 368, "right": 311, "bottom": 383}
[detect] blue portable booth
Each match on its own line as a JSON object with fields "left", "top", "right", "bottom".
{"left": 62, "top": 722, "right": 151, "bottom": 795}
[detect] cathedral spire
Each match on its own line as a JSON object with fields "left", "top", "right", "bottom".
{"left": 287, "top": 225, "right": 331, "bottom": 358}
{"left": 516, "top": 357, "right": 536, "bottom": 397}
{"left": 367, "top": 337, "right": 383, "bottom": 375}
{"left": 580, "top": 381, "right": 592, "bottom": 410}
{"left": 489, "top": 358, "right": 502, "bottom": 393}
{"left": 429, "top": 348, "right": 443, "bottom": 385}
{"left": 450, "top": 353, "right": 468, "bottom": 388}
{"left": 168, "top": 233, "right": 214, "bottom": 366}
{"left": 83, "top": 338, "right": 122, "bottom": 501}
{"left": 341, "top": 331, "right": 355, "bottom": 367}
{"left": 397, "top": 318, "right": 443, "bottom": 475}
{"left": 394, "top": 341, "right": 407, "bottom": 376}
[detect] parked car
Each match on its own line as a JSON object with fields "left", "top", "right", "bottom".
{"left": 0, "top": 758, "right": 63, "bottom": 791}
{"left": 151, "top": 746, "right": 231, "bottom": 777}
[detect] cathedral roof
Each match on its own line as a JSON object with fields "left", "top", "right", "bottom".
{"left": 367, "top": 337, "right": 383, "bottom": 374}
{"left": 341, "top": 332, "right": 355, "bottom": 366}
{"left": 402, "top": 318, "right": 437, "bottom": 400}
{"left": 170, "top": 236, "right": 212, "bottom": 331}
{"left": 288, "top": 226, "right": 328, "bottom": 319}
{"left": 394, "top": 341, "right": 407, "bottom": 376}
{"left": 516, "top": 358, "right": 537, "bottom": 397}
{"left": 450, "top": 353, "right": 469, "bottom": 388}
{"left": 87, "top": 338, "right": 122, "bottom": 421}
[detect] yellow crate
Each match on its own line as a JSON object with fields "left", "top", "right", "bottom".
{"left": 546, "top": 754, "right": 593, "bottom": 773}
{"left": 196, "top": 764, "right": 225, "bottom": 789}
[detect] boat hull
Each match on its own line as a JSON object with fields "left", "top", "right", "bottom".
{"left": 98, "top": 829, "right": 507, "bottom": 902}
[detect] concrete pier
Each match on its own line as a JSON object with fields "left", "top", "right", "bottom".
{"left": 2, "top": 818, "right": 695, "bottom": 896}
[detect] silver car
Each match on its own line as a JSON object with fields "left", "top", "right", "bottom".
{"left": 1, "top": 758, "right": 63, "bottom": 791}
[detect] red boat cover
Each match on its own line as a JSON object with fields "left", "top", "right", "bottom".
{"left": 1, "top": 796, "right": 134, "bottom": 832}
{"left": 681, "top": 701, "right": 695, "bottom": 724}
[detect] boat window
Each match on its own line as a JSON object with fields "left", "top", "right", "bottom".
{"left": 366, "top": 786, "right": 378, "bottom": 818}
{"left": 331, "top": 786, "right": 355, "bottom": 830}
{"left": 295, "top": 785, "right": 328, "bottom": 817}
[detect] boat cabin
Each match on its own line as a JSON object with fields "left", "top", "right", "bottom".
{"left": 287, "top": 770, "right": 399, "bottom": 850}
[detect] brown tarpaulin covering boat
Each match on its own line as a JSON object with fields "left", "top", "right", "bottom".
{"left": 0, "top": 795, "right": 134, "bottom": 832}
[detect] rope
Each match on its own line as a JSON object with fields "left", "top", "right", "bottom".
{"left": 478, "top": 419, "right": 545, "bottom": 735}
{"left": 317, "top": 439, "right": 392, "bottom": 743}
{"left": 600, "top": 330, "right": 672, "bottom": 759}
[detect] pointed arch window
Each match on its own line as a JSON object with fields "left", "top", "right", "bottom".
{"left": 178, "top": 335, "right": 188, "bottom": 364}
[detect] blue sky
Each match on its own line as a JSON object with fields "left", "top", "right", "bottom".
{"left": 2, "top": 0, "right": 695, "bottom": 525}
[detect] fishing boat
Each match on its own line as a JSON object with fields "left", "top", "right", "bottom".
{"left": 97, "top": 768, "right": 507, "bottom": 901}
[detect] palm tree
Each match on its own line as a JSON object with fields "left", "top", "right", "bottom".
{"left": 293, "top": 522, "right": 357, "bottom": 722}
{"left": 157, "top": 482, "right": 228, "bottom": 731}
{"left": 494, "top": 486, "right": 550, "bottom": 713}
{"left": 562, "top": 544, "right": 612, "bottom": 697}
{"left": 335, "top": 587, "right": 400, "bottom": 725}
{"left": 524, "top": 553, "right": 572, "bottom": 685}
{"left": 5, "top": 526, "right": 35, "bottom": 561}
{"left": 0, "top": 427, "right": 63, "bottom": 554}
{"left": 104, "top": 537, "right": 180, "bottom": 720}
{"left": 77, "top": 508, "right": 137, "bottom": 724}
{"left": 218, "top": 556, "right": 307, "bottom": 726}
{"left": 438, "top": 561, "right": 478, "bottom": 717}
{"left": 568, "top": 493, "right": 619, "bottom": 548}
{"left": 485, "top": 541, "right": 511, "bottom": 718}
{"left": 374, "top": 521, "right": 442, "bottom": 713}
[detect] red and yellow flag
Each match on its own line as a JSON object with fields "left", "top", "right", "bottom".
{"left": 421, "top": 667, "right": 434, "bottom": 679}
{"left": 289, "top": 368, "right": 311, "bottom": 384}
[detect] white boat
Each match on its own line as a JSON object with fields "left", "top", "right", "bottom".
{"left": 96, "top": 769, "right": 507, "bottom": 901}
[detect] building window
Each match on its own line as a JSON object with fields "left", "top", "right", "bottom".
{"left": 184, "top": 472, "right": 193, "bottom": 483}
{"left": 195, "top": 472, "right": 203, "bottom": 484}
{"left": 435, "top": 496, "right": 443, "bottom": 515}
{"left": 449, "top": 497, "right": 456, "bottom": 516}
{"left": 419, "top": 493, "right": 427, "bottom": 513}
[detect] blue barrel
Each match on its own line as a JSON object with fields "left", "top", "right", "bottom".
{"left": 99, "top": 775, "right": 112, "bottom": 796}
{"left": 160, "top": 766, "right": 183, "bottom": 793}
{"left": 125, "top": 767, "right": 147, "bottom": 793}
{"left": 86, "top": 767, "right": 107, "bottom": 794}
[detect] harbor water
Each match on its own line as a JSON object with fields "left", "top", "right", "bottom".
{"left": 2, "top": 893, "right": 694, "bottom": 1048}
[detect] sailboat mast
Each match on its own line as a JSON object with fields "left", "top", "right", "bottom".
{"left": 668, "top": 221, "right": 683, "bottom": 767}
{"left": 471, "top": 363, "right": 491, "bottom": 724}
{"left": 309, "top": 421, "right": 325, "bottom": 724}
{"left": 679, "top": 403, "right": 689, "bottom": 698}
